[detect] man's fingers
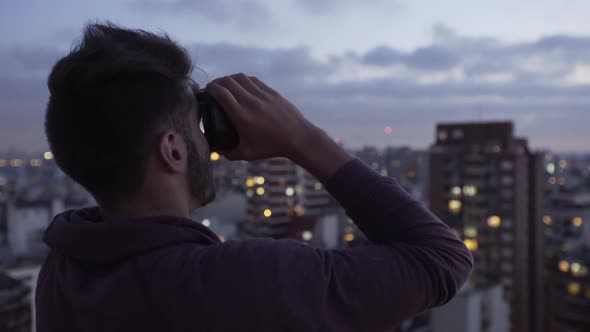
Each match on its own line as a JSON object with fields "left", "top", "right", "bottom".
{"left": 250, "top": 76, "right": 279, "bottom": 96}
{"left": 205, "top": 82, "right": 245, "bottom": 125}
{"left": 231, "top": 73, "right": 267, "bottom": 98}
{"left": 211, "top": 76, "right": 255, "bottom": 105}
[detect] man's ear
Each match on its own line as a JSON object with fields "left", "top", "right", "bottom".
{"left": 157, "top": 130, "right": 186, "bottom": 174}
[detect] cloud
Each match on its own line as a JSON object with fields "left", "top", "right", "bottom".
{"left": 131, "top": 0, "right": 272, "bottom": 29}
{"left": 295, "top": 0, "right": 402, "bottom": 15}
{"left": 2, "top": 24, "right": 590, "bottom": 152}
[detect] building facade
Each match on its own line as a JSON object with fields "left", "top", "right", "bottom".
{"left": 429, "top": 122, "right": 545, "bottom": 332}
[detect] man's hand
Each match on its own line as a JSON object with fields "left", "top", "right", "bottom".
{"left": 206, "top": 73, "right": 352, "bottom": 182}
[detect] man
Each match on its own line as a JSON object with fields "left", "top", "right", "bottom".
{"left": 37, "top": 23, "right": 473, "bottom": 332}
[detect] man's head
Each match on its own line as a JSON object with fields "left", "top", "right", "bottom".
{"left": 45, "top": 22, "right": 215, "bottom": 215}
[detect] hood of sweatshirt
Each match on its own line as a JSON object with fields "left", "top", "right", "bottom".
{"left": 43, "top": 207, "right": 221, "bottom": 264}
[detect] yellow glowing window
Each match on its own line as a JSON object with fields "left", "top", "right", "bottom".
{"left": 464, "top": 239, "right": 478, "bottom": 251}
{"left": 256, "top": 187, "right": 265, "bottom": 195}
{"left": 344, "top": 233, "right": 355, "bottom": 242}
{"left": 210, "top": 152, "right": 220, "bottom": 161}
{"left": 463, "top": 226, "right": 477, "bottom": 238}
{"left": 246, "top": 177, "right": 255, "bottom": 187}
{"left": 449, "top": 200, "right": 462, "bottom": 214}
{"left": 44, "top": 151, "right": 54, "bottom": 160}
{"left": 572, "top": 217, "right": 583, "bottom": 227}
{"left": 263, "top": 209, "right": 272, "bottom": 218}
{"left": 543, "top": 216, "right": 553, "bottom": 226}
{"left": 558, "top": 260, "right": 570, "bottom": 273}
{"left": 567, "top": 282, "right": 581, "bottom": 296}
{"left": 256, "top": 176, "right": 265, "bottom": 185}
{"left": 487, "top": 216, "right": 502, "bottom": 228}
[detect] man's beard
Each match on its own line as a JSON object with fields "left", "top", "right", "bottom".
{"left": 185, "top": 136, "right": 216, "bottom": 207}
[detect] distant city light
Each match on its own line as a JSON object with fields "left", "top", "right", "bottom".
{"left": 0, "top": 160, "right": 6, "bottom": 167}
{"left": 314, "top": 182, "right": 322, "bottom": 190}
{"left": 256, "top": 187, "right": 265, "bottom": 196}
{"left": 218, "top": 235, "right": 226, "bottom": 242}
{"left": 487, "top": 215, "right": 502, "bottom": 228}
{"left": 572, "top": 217, "right": 583, "bottom": 227}
{"left": 546, "top": 163, "right": 555, "bottom": 174}
{"left": 246, "top": 177, "right": 255, "bottom": 187}
{"left": 371, "top": 162, "right": 379, "bottom": 170}
{"left": 464, "top": 239, "right": 479, "bottom": 251}
{"left": 571, "top": 262, "right": 582, "bottom": 275}
{"left": 263, "top": 209, "right": 272, "bottom": 218}
{"left": 285, "top": 187, "right": 295, "bottom": 196}
{"left": 344, "top": 233, "right": 355, "bottom": 242}
{"left": 384, "top": 126, "right": 392, "bottom": 135}
{"left": 302, "top": 230, "right": 313, "bottom": 241}
{"left": 559, "top": 160, "right": 567, "bottom": 169}
{"left": 9, "top": 159, "right": 23, "bottom": 167}
{"left": 44, "top": 152, "right": 54, "bottom": 160}
{"left": 543, "top": 216, "right": 553, "bottom": 226}
{"left": 210, "top": 152, "right": 220, "bottom": 161}
{"left": 449, "top": 200, "right": 462, "bottom": 214}
{"left": 548, "top": 177, "right": 557, "bottom": 185}
{"left": 246, "top": 189, "right": 254, "bottom": 197}
{"left": 558, "top": 177, "right": 566, "bottom": 185}
{"left": 567, "top": 282, "right": 581, "bottom": 296}
{"left": 202, "top": 219, "right": 211, "bottom": 227}
{"left": 558, "top": 260, "right": 570, "bottom": 273}
{"left": 464, "top": 226, "right": 477, "bottom": 237}
{"left": 256, "top": 176, "right": 265, "bottom": 185}
{"left": 451, "top": 186, "right": 462, "bottom": 196}
{"left": 294, "top": 205, "right": 305, "bottom": 216}
{"left": 30, "top": 159, "right": 42, "bottom": 167}
{"left": 463, "top": 185, "right": 477, "bottom": 197}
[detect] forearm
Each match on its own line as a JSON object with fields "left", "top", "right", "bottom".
{"left": 287, "top": 125, "right": 353, "bottom": 183}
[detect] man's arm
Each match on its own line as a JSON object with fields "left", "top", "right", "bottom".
{"left": 195, "top": 74, "right": 473, "bottom": 331}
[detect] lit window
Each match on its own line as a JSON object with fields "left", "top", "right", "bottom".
{"left": 464, "top": 226, "right": 477, "bottom": 238}
{"left": 44, "top": 151, "right": 54, "bottom": 160}
{"left": 571, "top": 263, "right": 588, "bottom": 277}
{"left": 451, "top": 186, "right": 462, "bottom": 196}
{"left": 438, "top": 130, "right": 448, "bottom": 141}
{"left": 487, "top": 215, "right": 502, "bottom": 228}
{"left": 246, "top": 177, "right": 255, "bottom": 187}
{"left": 256, "top": 176, "right": 265, "bottom": 185}
{"left": 285, "top": 187, "right": 295, "bottom": 196}
{"left": 10, "top": 159, "right": 23, "bottom": 167}
{"left": 0, "top": 160, "right": 6, "bottom": 167}
{"left": 344, "top": 233, "right": 355, "bottom": 242}
{"left": 463, "top": 185, "right": 477, "bottom": 197}
{"left": 371, "top": 162, "right": 379, "bottom": 170}
{"left": 302, "top": 230, "right": 313, "bottom": 242}
{"left": 256, "top": 187, "right": 265, "bottom": 195}
{"left": 558, "top": 260, "right": 570, "bottom": 273}
{"left": 202, "top": 219, "right": 211, "bottom": 227}
{"left": 464, "top": 239, "right": 478, "bottom": 251}
{"left": 246, "top": 189, "right": 254, "bottom": 197}
{"left": 567, "top": 282, "right": 581, "bottom": 296}
{"left": 263, "top": 209, "right": 272, "bottom": 218}
{"left": 30, "top": 159, "right": 42, "bottom": 167}
{"left": 572, "top": 217, "right": 583, "bottom": 227}
{"left": 548, "top": 177, "right": 557, "bottom": 185}
{"left": 546, "top": 163, "right": 555, "bottom": 174}
{"left": 314, "top": 182, "right": 322, "bottom": 190}
{"left": 543, "top": 216, "right": 553, "bottom": 226}
{"left": 449, "top": 200, "right": 462, "bottom": 214}
{"left": 294, "top": 205, "right": 305, "bottom": 216}
{"left": 210, "top": 152, "right": 220, "bottom": 161}
{"left": 559, "top": 160, "right": 567, "bottom": 169}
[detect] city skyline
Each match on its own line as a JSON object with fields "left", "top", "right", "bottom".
{"left": 1, "top": 0, "right": 590, "bottom": 153}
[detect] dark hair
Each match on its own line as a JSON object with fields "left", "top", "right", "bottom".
{"left": 45, "top": 22, "right": 195, "bottom": 204}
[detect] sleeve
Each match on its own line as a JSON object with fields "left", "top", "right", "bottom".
{"left": 188, "top": 158, "right": 473, "bottom": 332}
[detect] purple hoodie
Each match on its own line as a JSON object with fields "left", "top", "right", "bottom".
{"left": 36, "top": 158, "right": 473, "bottom": 332}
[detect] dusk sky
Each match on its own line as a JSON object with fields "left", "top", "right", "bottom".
{"left": 1, "top": 0, "right": 589, "bottom": 153}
